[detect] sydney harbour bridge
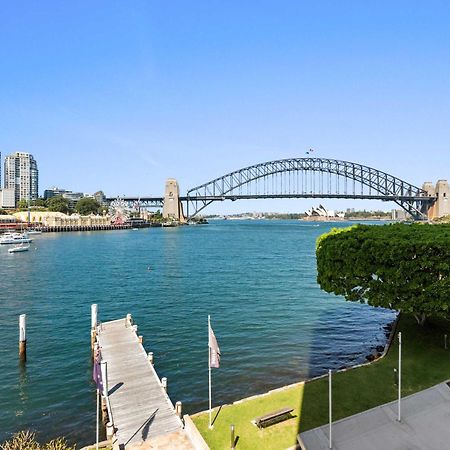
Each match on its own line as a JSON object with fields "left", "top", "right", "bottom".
{"left": 106, "top": 157, "right": 439, "bottom": 221}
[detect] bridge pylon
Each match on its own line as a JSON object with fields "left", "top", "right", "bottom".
{"left": 422, "top": 180, "right": 450, "bottom": 219}
{"left": 162, "top": 178, "right": 186, "bottom": 222}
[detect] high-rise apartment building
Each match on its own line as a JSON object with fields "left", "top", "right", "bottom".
{"left": 4, "top": 152, "right": 39, "bottom": 207}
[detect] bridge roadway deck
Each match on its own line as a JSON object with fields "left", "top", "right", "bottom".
{"left": 97, "top": 318, "right": 184, "bottom": 448}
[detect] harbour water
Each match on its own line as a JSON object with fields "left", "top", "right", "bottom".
{"left": 0, "top": 220, "right": 396, "bottom": 445}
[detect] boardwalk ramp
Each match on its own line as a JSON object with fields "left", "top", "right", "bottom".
{"left": 97, "top": 318, "right": 185, "bottom": 448}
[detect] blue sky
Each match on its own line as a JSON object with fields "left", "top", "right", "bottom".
{"left": 1, "top": 1, "right": 450, "bottom": 213}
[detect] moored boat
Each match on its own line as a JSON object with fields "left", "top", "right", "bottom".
{"left": 8, "top": 243, "right": 30, "bottom": 253}
{"left": 0, "top": 232, "right": 33, "bottom": 245}
{"left": 27, "top": 230, "right": 42, "bottom": 235}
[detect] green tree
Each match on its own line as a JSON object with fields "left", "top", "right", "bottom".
{"left": 31, "top": 198, "right": 47, "bottom": 207}
{"left": 17, "top": 199, "right": 28, "bottom": 209}
{"left": 316, "top": 223, "right": 450, "bottom": 326}
{"left": 47, "top": 195, "right": 70, "bottom": 214}
{"left": 151, "top": 209, "right": 163, "bottom": 222}
{"left": 75, "top": 197, "right": 100, "bottom": 215}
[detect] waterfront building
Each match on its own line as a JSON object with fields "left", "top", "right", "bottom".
{"left": 13, "top": 210, "right": 112, "bottom": 227}
{"left": 0, "top": 214, "right": 18, "bottom": 230}
{"left": 4, "top": 152, "right": 39, "bottom": 207}
{"left": 0, "top": 188, "right": 16, "bottom": 209}
{"left": 304, "top": 204, "right": 345, "bottom": 219}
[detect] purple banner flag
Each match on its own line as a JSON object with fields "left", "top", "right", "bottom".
{"left": 209, "top": 322, "right": 221, "bottom": 369}
{"left": 92, "top": 351, "right": 103, "bottom": 392}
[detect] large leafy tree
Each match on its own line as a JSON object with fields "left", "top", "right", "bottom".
{"left": 75, "top": 197, "right": 100, "bottom": 215}
{"left": 47, "top": 195, "right": 71, "bottom": 214}
{"left": 17, "top": 199, "right": 28, "bottom": 209}
{"left": 31, "top": 198, "right": 47, "bottom": 207}
{"left": 316, "top": 223, "right": 450, "bottom": 326}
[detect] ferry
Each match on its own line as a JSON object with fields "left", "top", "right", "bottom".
{"left": 0, "top": 232, "right": 33, "bottom": 245}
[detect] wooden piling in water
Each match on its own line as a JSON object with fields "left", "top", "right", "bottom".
{"left": 19, "top": 314, "right": 26, "bottom": 362}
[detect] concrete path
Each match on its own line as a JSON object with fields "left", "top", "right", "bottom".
{"left": 299, "top": 382, "right": 450, "bottom": 450}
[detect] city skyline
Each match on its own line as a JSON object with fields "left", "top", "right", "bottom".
{"left": 2, "top": 2, "right": 450, "bottom": 213}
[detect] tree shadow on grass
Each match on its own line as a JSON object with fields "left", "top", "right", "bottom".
{"left": 294, "top": 306, "right": 399, "bottom": 448}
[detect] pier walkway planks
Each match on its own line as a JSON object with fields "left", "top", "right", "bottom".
{"left": 97, "top": 318, "right": 185, "bottom": 448}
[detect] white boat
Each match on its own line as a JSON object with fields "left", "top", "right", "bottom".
{"left": 27, "top": 230, "right": 42, "bottom": 235}
{"left": 8, "top": 244, "right": 30, "bottom": 253}
{"left": 0, "top": 232, "right": 33, "bottom": 245}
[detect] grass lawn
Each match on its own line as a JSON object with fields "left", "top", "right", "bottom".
{"left": 192, "top": 314, "right": 450, "bottom": 450}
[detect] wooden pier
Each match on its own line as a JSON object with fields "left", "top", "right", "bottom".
{"left": 95, "top": 315, "right": 193, "bottom": 449}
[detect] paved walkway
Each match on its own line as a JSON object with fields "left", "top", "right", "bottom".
{"left": 299, "top": 382, "right": 450, "bottom": 450}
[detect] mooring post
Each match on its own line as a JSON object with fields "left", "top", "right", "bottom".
{"left": 162, "top": 377, "right": 168, "bottom": 393}
{"left": 91, "top": 304, "right": 98, "bottom": 351}
{"left": 126, "top": 313, "right": 132, "bottom": 327}
{"left": 101, "top": 396, "right": 108, "bottom": 424}
{"left": 19, "top": 314, "right": 26, "bottom": 362}
{"left": 101, "top": 361, "right": 109, "bottom": 398}
{"left": 106, "top": 421, "right": 114, "bottom": 439}
{"left": 139, "top": 335, "right": 143, "bottom": 345}
{"left": 175, "top": 401, "right": 182, "bottom": 418}
{"left": 147, "top": 352, "right": 154, "bottom": 365}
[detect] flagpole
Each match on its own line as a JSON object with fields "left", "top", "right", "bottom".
{"left": 208, "top": 314, "right": 212, "bottom": 429}
{"left": 329, "top": 369, "right": 332, "bottom": 449}
{"left": 398, "top": 332, "right": 402, "bottom": 422}
{"left": 96, "top": 388, "right": 99, "bottom": 450}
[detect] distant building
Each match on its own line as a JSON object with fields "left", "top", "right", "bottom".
{"left": 93, "top": 190, "right": 106, "bottom": 204}
{"left": 43, "top": 187, "right": 71, "bottom": 200}
{"left": 63, "top": 192, "right": 84, "bottom": 207}
{"left": 0, "top": 188, "right": 16, "bottom": 209}
{"left": 391, "top": 209, "right": 410, "bottom": 221}
{"left": 44, "top": 186, "right": 84, "bottom": 208}
{"left": 305, "top": 204, "right": 345, "bottom": 218}
{"left": 4, "top": 152, "right": 39, "bottom": 207}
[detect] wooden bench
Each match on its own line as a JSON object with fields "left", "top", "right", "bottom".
{"left": 254, "top": 407, "right": 294, "bottom": 428}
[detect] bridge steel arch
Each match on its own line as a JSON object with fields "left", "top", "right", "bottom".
{"left": 185, "top": 158, "right": 435, "bottom": 220}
